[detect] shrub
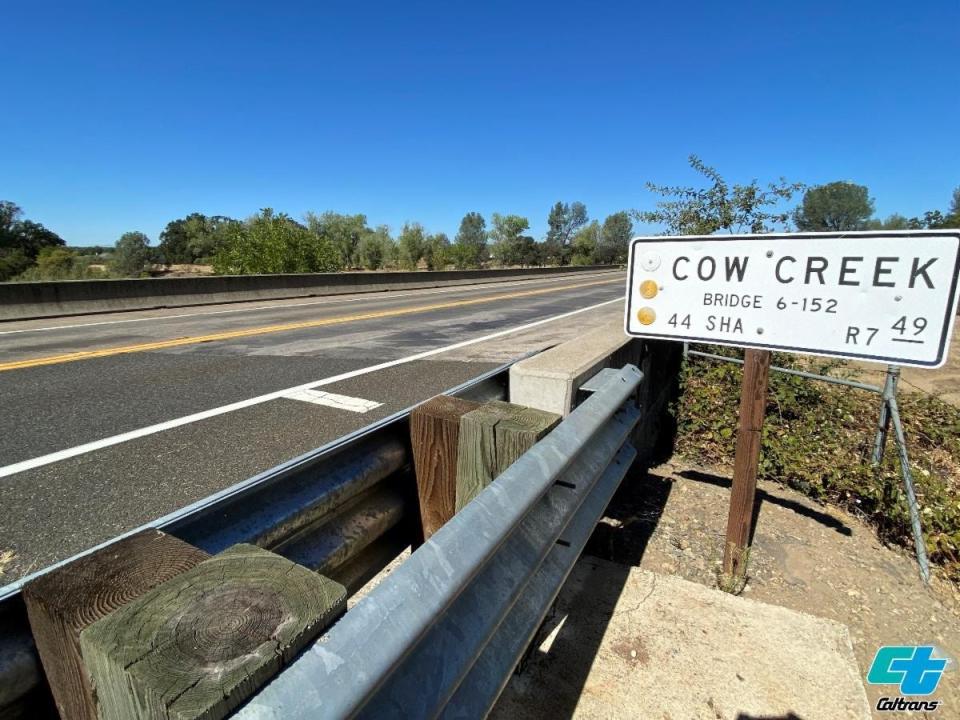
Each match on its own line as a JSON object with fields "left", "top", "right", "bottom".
{"left": 213, "top": 209, "right": 341, "bottom": 275}
{"left": 111, "top": 231, "right": 152, "bottom": 277}
{"left": 676, "top": 350, "right": 960, "bottom": 580}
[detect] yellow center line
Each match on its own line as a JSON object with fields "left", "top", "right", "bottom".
{"left": 0, "top": 277, "right": 622, "bottom": 372}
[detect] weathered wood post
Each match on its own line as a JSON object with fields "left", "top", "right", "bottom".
{"left": 455, "top": 401, "right": 560, "bottom": 512}
{"left": 79, "top": 544, "right": 346, "bottom": 720}
{"left": 411, "top": 395, "right": 481, "bottom": 539}
{"left": 23, "top": 530, "right": 210, "bottom": 720}
{"left": 722, "top": 349, "right": 771, "bottom": 584}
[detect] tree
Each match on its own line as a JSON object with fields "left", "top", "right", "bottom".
{"left": 158, "top": 213, "right": 238, "bottom": 264}
{"left": 357, "top": 226, "right": 394, "bottom": 270}
{"left": 111, "top": 231, "right": 152, "bottom": 277}
{"left": 451, "top": 212, "right": 487, "bottom": 269}
{"left": 866, "top": 213, "right": 911, "bottom": 230}
{"left": 9, "top": 220, "right": 65, "bottom": 257}
{"left": 904, "top": 188, "right": 960, "bottom": 229}
{"left": 212, "top": 209, "right": 340, "bottom": 274}
{"left": 397, "top": 223, "right": 426, "bottom": 269}
{"left": 0, "top": 201, "right": 65, "bottom": 279}
{"left": 945, "top": 188, "right": 960, "bottom": 228}
{"left": 0, "top": 250, "right": 32, "bottom": 281}
{"left": 36, "top": 247, "right": 75, "bottom": 276}
{"left": 906, "top": 210, "right": 960, "bottom": 230}
{"left": 544, "top": 201, "right": 588, "bottom": 265}
{"left": 598, "top": 212, "right": 633, "bottom": 264}
{"left": 11, "top": 246, "right": 110, "bottom": 281}
{"left": 0, "top": 201, "right": 17, "bottom": 233}
{"left": 306, "top": 212, "right": 370, "bottom": 268}
{"left": 199, "top": 217, "right": 242, "bottom": 261}
{"left": 423, "top": 232, "right": 450, "bottom": 270}
{"left": 489, "top": 214, "right": 530, "bottom": 267}
{"left": 793, "top": 181, "right": 874, "bottom": 232}
{"left": 379, "top": 226, "right": 399, "bottom": 268}
{"left": 516, "top": 235, "right": 540, "bottom": 267}
{"left": 158, "top": 218, "right": 191, "bottom": 264}
{"left": 571, "top": 221, "right": 601, "bottom": 265}
{"left": 634, "top": 155, "right": 803, "bottom": 235}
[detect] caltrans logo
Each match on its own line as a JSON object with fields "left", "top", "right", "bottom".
{"left": 867, "top": 645, "right": 950, "bottom": 713}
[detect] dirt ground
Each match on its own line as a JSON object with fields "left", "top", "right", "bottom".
{"left": 560, "top": 460, "right": 960, "bottom": 717}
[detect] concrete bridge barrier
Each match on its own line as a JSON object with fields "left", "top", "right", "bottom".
{"left": 0, "top": 265, "right": 616, "bottom": 321}
{"left": 510, "top": 316, "right": 682, "bottom": 465}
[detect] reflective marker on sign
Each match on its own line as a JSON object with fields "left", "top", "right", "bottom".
{"left": 639, "top": 280, "right": 659, "bottom": 299}
{"left": 637, "top": 307, "right": 656, "bottom": 325}
{"left": 640, "top": 251, "right": 661, "bottom": 271}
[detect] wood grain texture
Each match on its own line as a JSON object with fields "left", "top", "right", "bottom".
{"left": 22, "top": 529, "right": 209, "bottom": 720}
{"left": 78, "top": 544, "right": 346, "bottom": 720}
{"left": 723, "top": 349, "right": 771, "bottom": 579}
{"left": 411, "top": 395, "right": 482, "bottom": 539}
{"left": 455, "top": 401, "right": 560, "bottom": 512}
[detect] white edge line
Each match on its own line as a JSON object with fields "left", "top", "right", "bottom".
{"left": 0, "top": 297, "right": 622, "bottom": 479}
{"left": 0, "top": 359, "right": 516, "bottom": 600}
{"left": 0, "top": 270, "right": 622, "bottom": 335}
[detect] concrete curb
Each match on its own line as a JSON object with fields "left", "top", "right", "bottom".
{"left": 509, "top": 310, "right": 683, "bottom": 467}
{"left": 508, "top": 316, "right": 641, "bottom": 417}
{"left": 493, "top": 558, "right": 872, "bottom": 720}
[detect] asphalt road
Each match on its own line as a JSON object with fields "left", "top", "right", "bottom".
{"left": 0, "top": 271, "right": 626, "bottom": 584}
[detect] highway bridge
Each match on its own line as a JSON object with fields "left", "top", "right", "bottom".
{"left": 0, "top": 269, "right": 877, "bottom": 720}
{"left": 0, "top": 270, "right": 625, "bottom": 584}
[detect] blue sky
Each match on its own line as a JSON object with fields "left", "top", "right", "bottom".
{"left": 2, "top": 1, "right": 957, "bottom": 246}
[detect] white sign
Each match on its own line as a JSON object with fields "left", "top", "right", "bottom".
{"left": 624, "top": 231, "right": 960, "bottom": 368}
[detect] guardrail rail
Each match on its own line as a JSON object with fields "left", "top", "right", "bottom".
{"left": 235, "top": 364, "right": 643, "bottom": 719}
{"left": 0, "top": 349, "right": 675, "bottom": 719}
{"left": 0, "top": 363, "right": 510, "bottom": 717}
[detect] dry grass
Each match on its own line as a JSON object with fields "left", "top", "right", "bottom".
{"left": 0, "top": 549, "right": 16, "bottom": 577}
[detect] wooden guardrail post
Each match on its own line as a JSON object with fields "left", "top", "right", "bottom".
{"left": 23, "top": 530, "right": 210, "bottom": 720}
{"left": 455, "top": 401, "right": 560, "bottom": 512}
{"left": 411, "top": 395, "right": 482, "bottom": 540}
{"left": 79, "top": 544, "right": 346, "bottom": 720}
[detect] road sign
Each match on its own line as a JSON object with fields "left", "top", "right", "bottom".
{"left": 624, "top": 231, "right": 960, "bottom": 368}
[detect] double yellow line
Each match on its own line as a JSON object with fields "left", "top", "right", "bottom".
{"left": 0, "top": 277, "right": 621, "bottom": 373}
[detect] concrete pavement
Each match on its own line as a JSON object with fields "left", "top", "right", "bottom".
{"left": 0, "top": 271, "right": 626, "bottom": 584}
{"left": 493, "top": 557, "right": 870, "bottom": 720}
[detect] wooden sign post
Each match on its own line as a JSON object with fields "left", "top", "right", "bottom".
{"left": 722, "top": 349, "right": 771, "bottom": 583}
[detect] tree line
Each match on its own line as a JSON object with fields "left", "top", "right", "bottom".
{"left": 635, "top": 156, "right": 959, "bottom": 237}
{"left": 2, "top": 159, "right": 957, "bottom": 282}
{"left": 0, "top": 202, "right": 635, "bottom": 281}
{"left": 158, "top": 203, "right": 635, "bottom": 274}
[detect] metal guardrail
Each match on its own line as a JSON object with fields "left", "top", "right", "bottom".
{"left": 0, "top": 361, "right": 512, "bottom": 716}
{"left": 236, "top": 364, "right": 643, "bottom": 719}
{"left": 0, "top": 360, "right": 646, "bottom": 717}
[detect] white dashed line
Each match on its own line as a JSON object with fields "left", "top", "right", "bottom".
{"left": 282, "top": 389, "right": 382, "bottom": 413}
